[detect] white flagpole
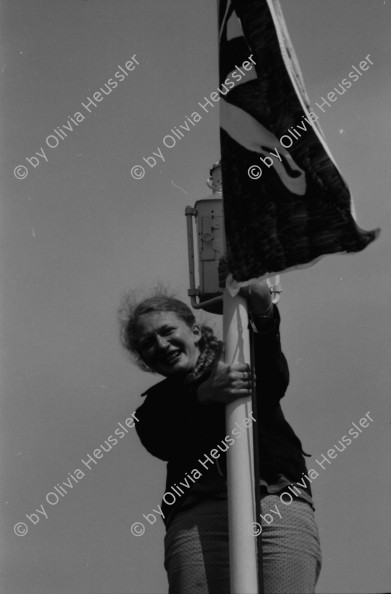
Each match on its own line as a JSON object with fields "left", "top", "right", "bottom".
{"left": 186, "top": 158, "right": 261, "bottom": 590}
{"left": 223, "top": 288, "right": 259, "bottom": 594}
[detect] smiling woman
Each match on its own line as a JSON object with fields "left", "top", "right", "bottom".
{"left": 118, "top": 293, "right": 219, "bottom": 376}
{"left": 135, "top": 310, "right": 202, "bottom": 376}
{"left": 118, "top": 284, "right": 322, "bottom": 593}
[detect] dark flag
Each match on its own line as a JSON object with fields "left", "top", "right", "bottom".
{"left": 219, "top": 0, "right": 380, "bottom": 282}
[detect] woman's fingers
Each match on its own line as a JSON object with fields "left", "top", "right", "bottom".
{"left": 197, "top": 360, "right": 254, "bottom": 405}
{"left": 228, "top": 364, "right": 253, "bottom": 383}
{"left": 226, "top": 388, "right": 253, "bottom": 403}
{"left": 229, "top": 362, "right": 251, "bottom": 373}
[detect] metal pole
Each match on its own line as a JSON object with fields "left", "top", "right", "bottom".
{"left": 184, "top": 159, "right": 260, "bottom": 591}
{"left": 224, "top": 288, "right": 259, "bottom": 594}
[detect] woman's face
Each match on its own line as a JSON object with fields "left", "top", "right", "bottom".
{"left": 135, "top": 311, "right": 201, "bottom": 377}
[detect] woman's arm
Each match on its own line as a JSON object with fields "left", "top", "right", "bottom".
{"left": 244, "top": 278, "right": 289, "bottom": 409}
{"left": 199, "top": 269, "right": 289, "bottom": 409}
{"left": 251, "top": 304, "right": 290, "bottom": 411}
{"left": 135, "top": 380, "right": 223, "bottom": 461}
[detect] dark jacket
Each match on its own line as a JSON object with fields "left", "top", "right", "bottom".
{"left": 135, "top": 307, "right": 311, "bottom": 524}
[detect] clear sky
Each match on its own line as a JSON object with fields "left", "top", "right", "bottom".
{"left": 1, "top": 1, "right": 390, "bottom": 593}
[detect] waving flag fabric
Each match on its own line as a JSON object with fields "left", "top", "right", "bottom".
{"left": 219, "top": 0, "right": 379, "bottom": 282}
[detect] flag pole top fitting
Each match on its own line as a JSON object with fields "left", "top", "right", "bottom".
{"left": 185, "top": 159, "right": 223, "bottom": 313}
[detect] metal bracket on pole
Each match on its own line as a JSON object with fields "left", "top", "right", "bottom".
{"left": 185, "top": 199, "right": 224, "bottom": 314}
